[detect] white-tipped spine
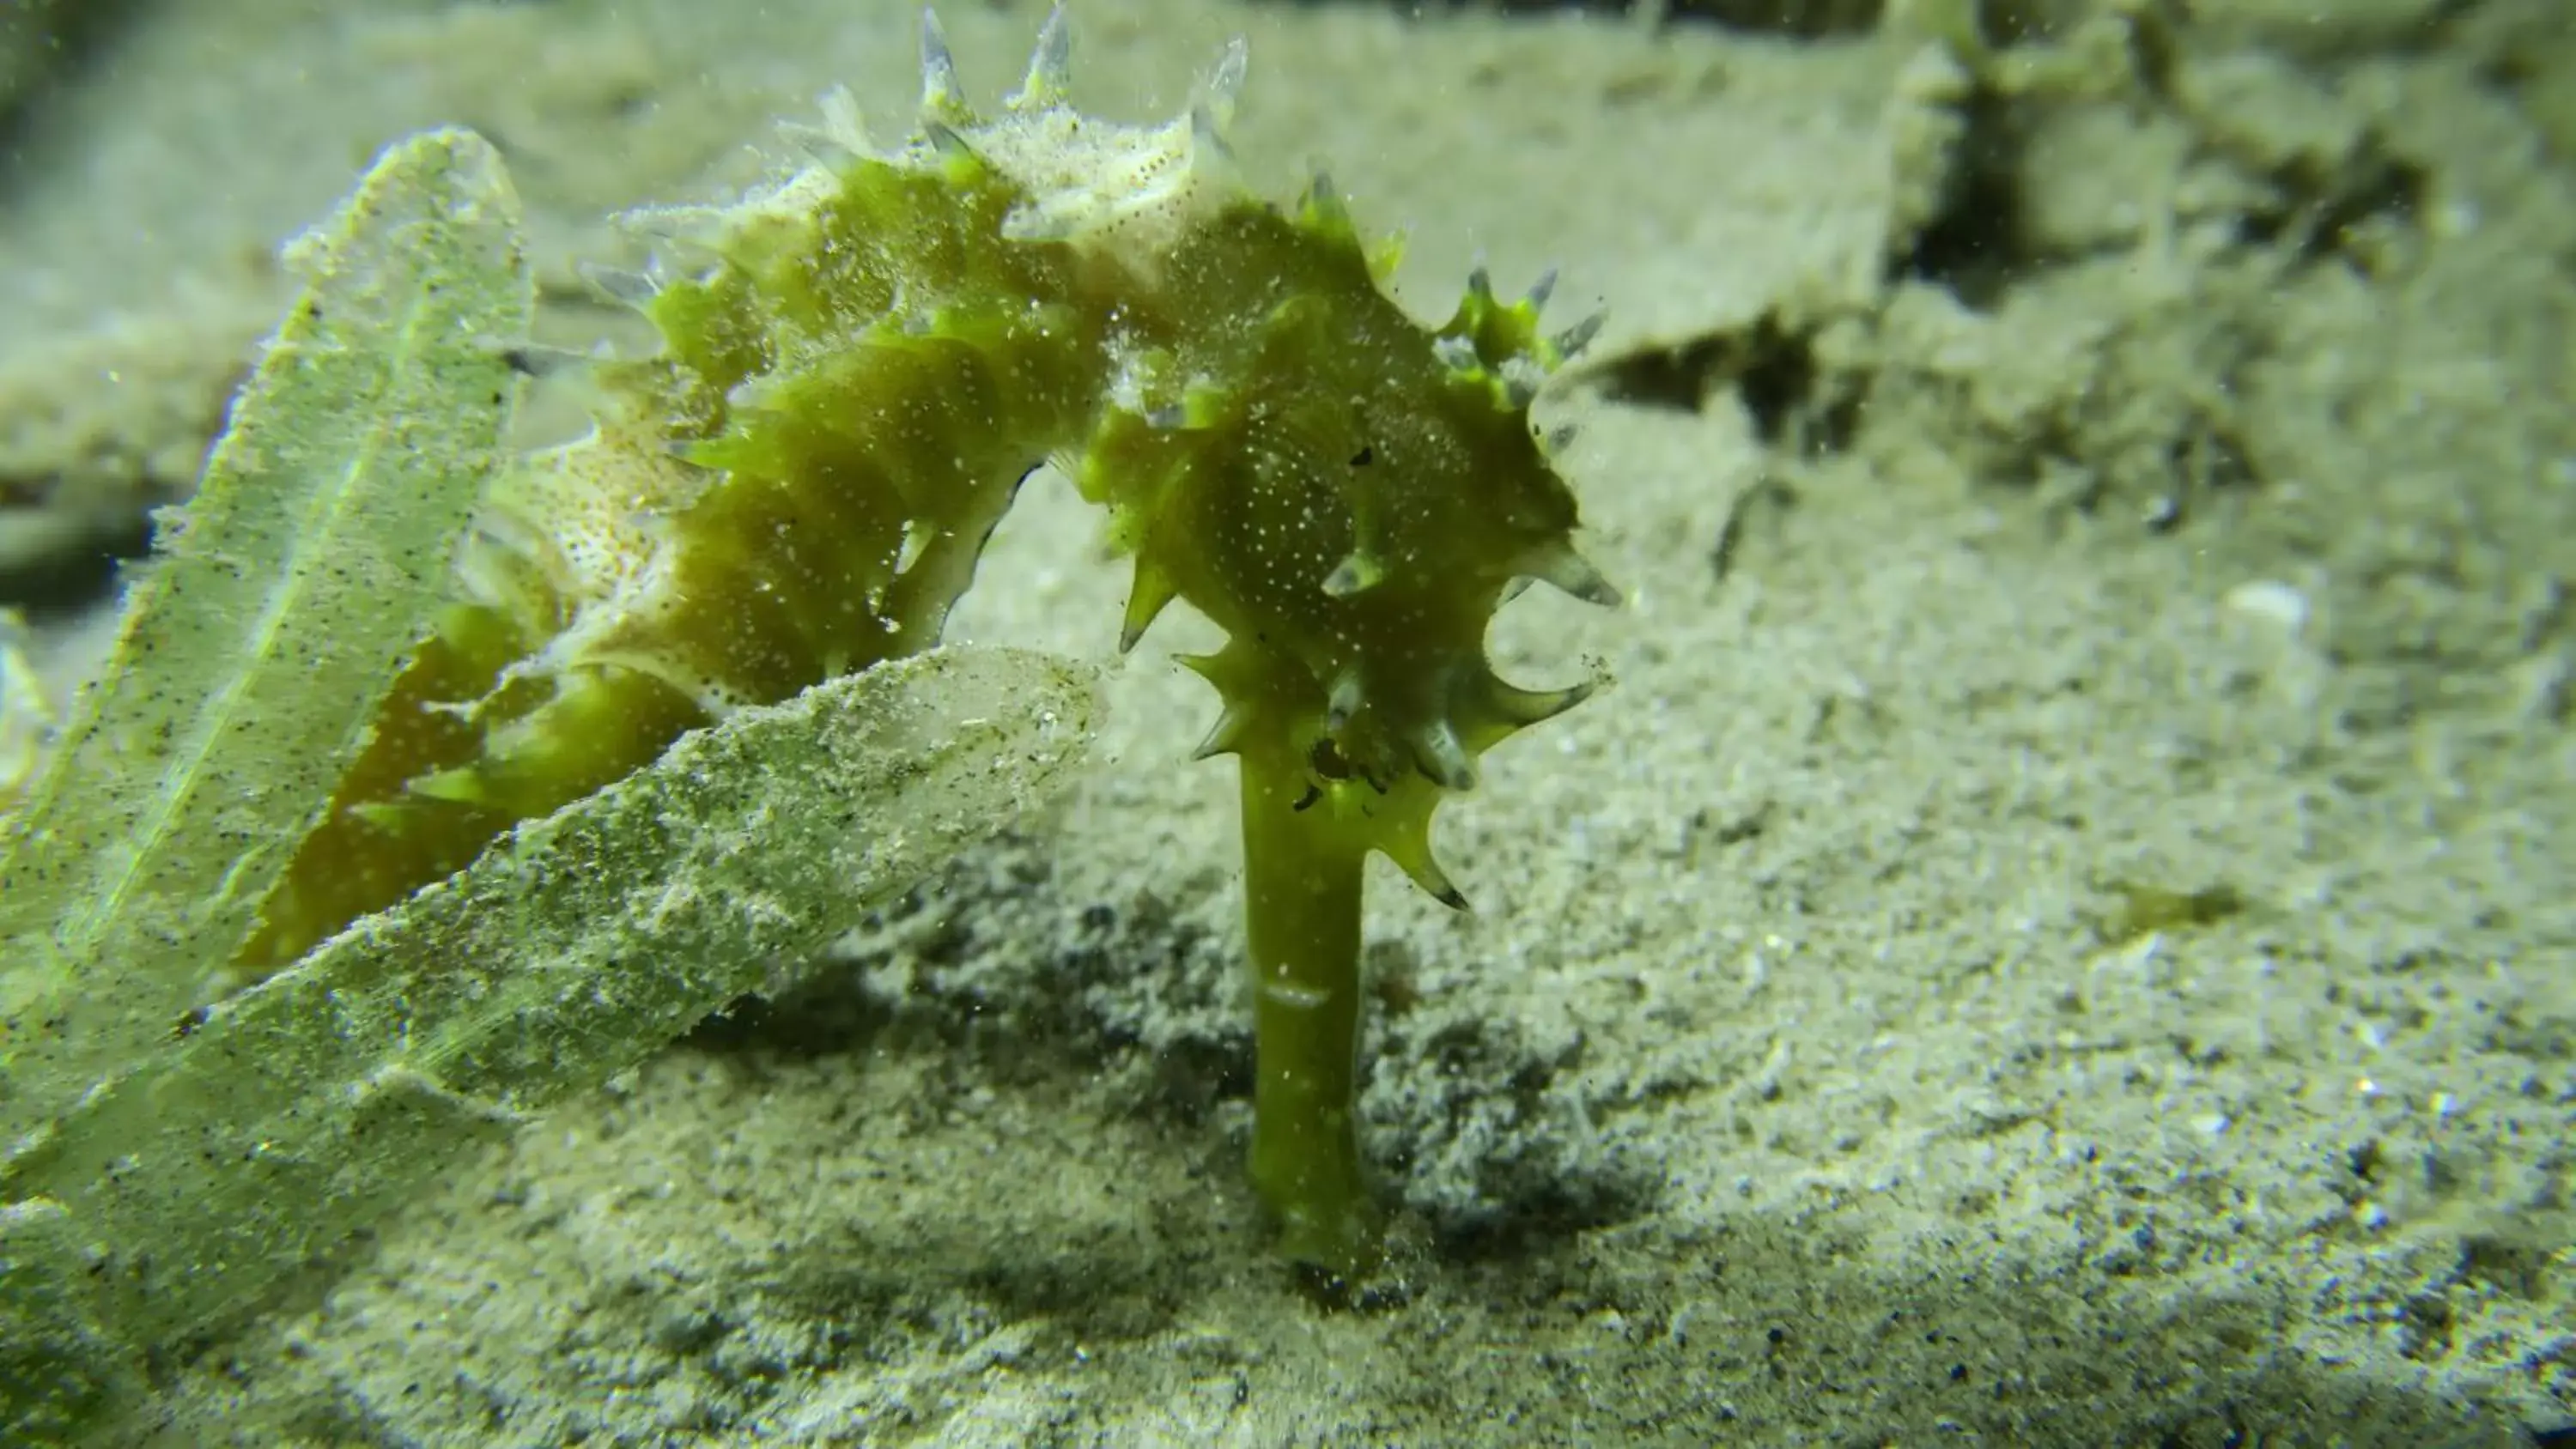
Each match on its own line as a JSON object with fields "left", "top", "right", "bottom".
{"left": 918, "top": 9, "right": 969, "bottom": 124}
{"left": 1006, "top": 2, "right": 1073, "bottom": 112}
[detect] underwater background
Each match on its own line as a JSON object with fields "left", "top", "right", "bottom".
{"left": 2, "top": 0, "right": 2571, "bottom": 1443}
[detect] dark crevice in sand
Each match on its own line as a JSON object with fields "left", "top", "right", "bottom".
{"left": 0, "top": 0, "right": 154, "bottom": 158}
{"left": 2234, "top": 142, "right": 2430, "bottom": 275}
{"left": 1588, "top": 313, "right": 1862, "bottom": 456}
{"left": 0, "top": 507, "right": 152, "bottom": 617}
{"left": 1898, "top": 88, "right": 2029, "bottom": 309}
{"left": 1257, "top": 0, "right": 1887, "bottom": 37}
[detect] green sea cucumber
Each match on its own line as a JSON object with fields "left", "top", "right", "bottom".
{"left": 235, "top": 6, "right": 1615, "bottom": 1277}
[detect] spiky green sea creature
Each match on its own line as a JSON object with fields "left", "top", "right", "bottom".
{"left": 236, "top": 6, "right": 1614, "bottom": 1277}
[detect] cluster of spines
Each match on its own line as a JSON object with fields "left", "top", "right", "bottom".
{"left": 1067, "top": 146, "right": 1616, "bottom": 908}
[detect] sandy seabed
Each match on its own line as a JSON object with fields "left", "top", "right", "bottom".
{"left": 1, "top": 1, "right": 2569, "bottom": 1444}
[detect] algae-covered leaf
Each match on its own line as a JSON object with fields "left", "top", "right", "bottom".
{"left": 0, "top": 646, "right": 1098, "bottom": 1438}
{"left": 0, "top": 610, "right": 51, "bottom": 826}
{"left": 0, "top": 130, "right": 532, "bottom": 1124}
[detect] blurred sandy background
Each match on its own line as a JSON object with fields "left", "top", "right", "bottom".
{"left": 1, "top": 0, "right": 2570, "bottom": 1443}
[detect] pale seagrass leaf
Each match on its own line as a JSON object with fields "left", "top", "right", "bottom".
{"left": 0, "top": 646, "right": 1098, "bottom": 1444}
{"left": 0, "top": 129, "right": 533, "bottom": 1129}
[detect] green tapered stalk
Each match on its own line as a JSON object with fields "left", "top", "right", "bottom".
{"left": 1238, "top": 740, "right": 1380, "bottom": 1277}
